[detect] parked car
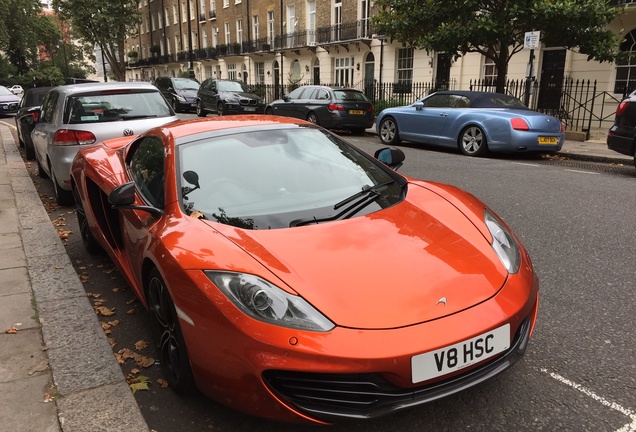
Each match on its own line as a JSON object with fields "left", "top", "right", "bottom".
{"left": 31, "top": 81, "right": 179, "bottom": 205}
{"left": 376, "top": 90, "right": 564, "bottom": 156}
{"left": 71, "top": 115, "right": 538, "bottom": 424}
{"left": 0, "top": 85, "right": 20, "bottom": 116}
{"left": 196, "top": 79, "right": 265, "bottom": 116}
{"left": 155, "top": 76, "right": 200, "bottom": 113}
{"left": 9, "top": 84, "right": 24, "bottom": 96}
{"left": 266, "top": 85, "right": 375, "bottom": 134}
{"left": 607, "top": 91, "right": 636, "bottom": 168}
{"left": 15, "top": 86, "right": 53, "bottom": 160}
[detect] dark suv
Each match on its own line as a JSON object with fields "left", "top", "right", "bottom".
{"left": 196, "top": 79, "right": 265, "bottom": 116}
{"left": 155, "top": 77, "right": 200, "bottom": 113}
{"left": 608, "top": 92, "right": 636, "bottom": 168}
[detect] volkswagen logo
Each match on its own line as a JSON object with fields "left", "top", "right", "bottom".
{"left": 123, "top": 129, "right": 134, "bottom": 136}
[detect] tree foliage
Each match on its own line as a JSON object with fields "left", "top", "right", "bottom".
{"left": 52, "top": 0, "right": 140, "bottom": 81}
{"left": 372, "top": 0, "right": 622, "bottom": 92}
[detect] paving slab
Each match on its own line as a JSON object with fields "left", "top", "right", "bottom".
{"left": 0, "top": 328, "right": 49, "bottom": 383}
{"left": 0, "top": 373, "right": 60, "bottom": 432}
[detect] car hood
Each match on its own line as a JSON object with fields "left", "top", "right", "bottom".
{"left": 220, "top": 91, "right": 263, "bottom": 102}
{"left": 176, "top": 89, "right": 198, "bottom": 98}
{"left": 208, "top": 183, "right": 508, "bottom": 329}
{"left": 0, "top": 94, "right": 20, "bottom": 103}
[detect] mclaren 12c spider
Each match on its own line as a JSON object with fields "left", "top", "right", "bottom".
{"left": 70, "top": 115, "right": 539, "bottom": 424}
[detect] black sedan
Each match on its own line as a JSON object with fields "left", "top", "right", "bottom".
{"left": 196, "top": 79, "right": 265, "bottom": 116}
{"left": 16, "top": 86, "right": 52, "bottom": 160}
{"left": 266, "top": 85, "right": 375, "bottom": 134}
{"left": 607, "top": 91, "right": 636, "bottom": 168}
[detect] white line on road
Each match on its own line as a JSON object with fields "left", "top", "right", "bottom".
{"left": 511, "top": 162, "right": 541, "bottom": 167}
{"left": 541, "top": 368, "right": 636, "bottom": 432}
{"left": 564, "top": 169, "right": 600, "bottom": 175}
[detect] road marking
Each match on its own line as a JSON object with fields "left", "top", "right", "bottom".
{"left": 541, "top": 368, "right": 636, "bottom": 432}
{"left": 511, "top": 162, "right": 541, "bottom": 167}
{"left": 0, "top": 120, "right": 16, "bottom": 130}
{"left": 564, "top": 169, "right": 600, "bottom": 175}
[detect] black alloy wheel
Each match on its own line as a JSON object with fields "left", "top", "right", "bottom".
{"left": 306, "top": 112, "right": 319, "bottom": 124}
{"left": 147, "top": 268, "right": 197, "bottom": 394}
{"left": 50, "top": 164, "right": 73, "bottom": 206}
{"left": 196, "top": 100, "right": 206, "bottom": 117}
{"left": 217, "top": 101, "right": 224, "bottom": 116}
{"left": 72, "top": 185, "right": 102, "bottom": 254}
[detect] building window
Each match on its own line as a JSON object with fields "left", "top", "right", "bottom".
{"left": 334, "top": 57, "right": 353, "bottom": 86}
{"left": 267, "top": 11, "right": 275, "bottom": 46}
{"left": 210, "top": 0, "right": 216, "bottom": 14}
{"left": 483, "top": 48, "right": 498, "bottom": 87}
{"left": 333, "top": 0, "right": 342, "bottom": 41}
{"left": 255, "top": 62, "right": 265, "bottom": 84}
{"left": 164, "top": 8, "right": 169, "bottom": 26}
{"left": 151, "top": 14, "right": 156, "bottom": 31}
{"left": 202, "top": 29, "right": 208, "bottom": 48}
{"left": 396, "top": 47, "right": 414, "bottom": 91}
{"left": 158, "top": 11, "right": 162, "bottom": 29}
{"left": 360, "top": 0, "right": 370, "bottom": 38}
{"left": 236, "top": 19, "right": 243, "bottom": 44}
{"left": 175, "top": 35, "right": 180, "bottom": 53}
{"left": 224, "top": 22, "right": 231, "bottom": 44}
{"left": 615, "top": 29, "right": 636, "bottom": 95}
{"left": 307, "top": 0, "right": 316, "bottom": 44}
{"left": 212, "top": 27, "right": 218, "bottom": 47}
{"left": 173, "top": 5, "right": 178, "bottom": 24}
{"left": 223, "top": 0, "right": 229, "bottom": 7}
{"left": 252, "top": 15, "right": 259, "bottom": 42}
{"left": 287, "top": 4, "right": 296, "bottom": 47}
{"left": 227, "top": 63, "right": 236, "bottom": 79}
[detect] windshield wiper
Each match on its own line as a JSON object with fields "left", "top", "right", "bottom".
{"left": 290, "top": 180, "right": 396, "bottom": 228}
{"left": 121, "top": 114, "right": 158, "bottom": 120}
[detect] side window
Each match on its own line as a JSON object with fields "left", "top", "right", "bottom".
{"left": 40, "top": 91, "right": 59, "bottom": 123}
{"left": 423, "top": 94, "right": 454, "bottom": 108}
{"left": 452, "top": 96, "right": 470, "bottom": 108}
{"left": 287, "top": 87, "right": 305, "bottom": 100}
{"left": 316, "top": 89, "right": 329, "bottom": 100}
{"left": 128, "top": 137, "right": 166, "bottom": 208}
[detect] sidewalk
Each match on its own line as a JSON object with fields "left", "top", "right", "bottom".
{"left": 0, "top": 124, "right": 149, "bottom": 432}
{"left": 0, "top": 121, "right": 631, "bottom": 432}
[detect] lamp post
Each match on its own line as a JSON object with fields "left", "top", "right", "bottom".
{"left": 374, "top": 34, "right": 387, "bottom": 100}
{"left": 186, "top": 0, "right": 194, "bottom": 78}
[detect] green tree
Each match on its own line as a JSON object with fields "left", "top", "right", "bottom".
{"left": 52, "top": 0, "right": 140, "bottom": 81}
{"left": 372, "top": 0, "right": 622, "bottom": 93}
{"left": 0, "top": 0, "right": 61, "bottom": 75}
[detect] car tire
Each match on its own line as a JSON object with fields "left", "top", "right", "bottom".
{"left": 51, "top": 164, "right": 74, "bottom": 206}
{"left": 24, "top": 140, "right": 35, "bottom": 160}
{"left": 459, "top": 125, "right": 488, "bottom": 157}
{"left": 217, "top": 102, "right": 224, "bottom": 116}
{"left": 265, "top": 107, "right": 273, "bottom": 115}
{"left": 306, "top": 112, "right": 319, "bottom": 125}
{"left": 72, "top": 184, "right": 102, "bottom": 254}
{"left": 36, "top": 157, "right": 48, "bottom": 179}
{"left": 196, "top": 101, "right": 206, "bottom": 117}
{"left": 146, "top": 268, "right": 197, "bottom": 395}
{"left": 172, "top": 98, "right": 181, "bottom": 114}
{"left": 379, "top": 117, "right": 401, "bottom": 145}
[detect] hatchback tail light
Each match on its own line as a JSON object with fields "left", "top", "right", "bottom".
{"left": 616, "top": 101, "right": 628, "bottom": 117}
{"left": 510, "top": 118, "right": 530, "bottom": 131}
{"left": 31, "top": 111, "right": 40, "bottom": 122}
{"left": 328, "top": 103, "right": 345, "bottom": 111}
{"left": 53, "top": 129, "right": 97, "bottom": 146}
{"left": 366, "top": 105, "right": 374, "bottom": 113}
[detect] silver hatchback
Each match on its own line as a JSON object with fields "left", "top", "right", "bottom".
{"left": 32, "top": 82, "right": 178, "bottom": 205}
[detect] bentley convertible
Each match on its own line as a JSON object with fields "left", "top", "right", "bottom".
{"left": 70, "top": 116, "right": 539, "bottom": 424}
{"left": 377, "top": 90, "right": 564, "bottom": 157}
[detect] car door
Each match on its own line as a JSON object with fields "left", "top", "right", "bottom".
{"left": 197, "top": 79, "right": 212, "bottom": 110}
{"left": 398, "top": 93, "right": 456, "bottom": 145}
{"left": 31, "top": 90, "right": 61, "bottom": 176}
{"left": 274, "top": 87, "right": 307, "bottom": 117}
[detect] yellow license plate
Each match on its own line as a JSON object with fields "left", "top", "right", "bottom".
{"left": 350, "top": 110, "right": 364, "bottom": 115}
{"left": 538, "top": 136, "right": 558, "bottom": 145}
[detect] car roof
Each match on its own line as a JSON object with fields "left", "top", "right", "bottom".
{"left": 429, "top": 90, "right": 527, "bottom": 107}
{"left": 54, "top": 81, "right": 159, "bottom": 95}
{"left": 160, "top": 116, "right": 310, "bottom": 141}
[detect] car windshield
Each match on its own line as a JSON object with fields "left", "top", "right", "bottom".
{"left": 217, "top": 81, "right": 249, "bottom": 92}
{"left": 0, "top": 86, "right": 13, "bottom": 96}
{"left": 65, "top": 90, "right": 173, "bottom": 124}
{"left": 178, "top": 127, "right": 403, "bottom": 229}
{"left": 333, "top": 90, "right": 369, "bottom": 101}
{"left": 172, "top": 79, "right": 200, "bottom": 90}
{"left": 486, "top": 95, "right": 527, "bottom": 108}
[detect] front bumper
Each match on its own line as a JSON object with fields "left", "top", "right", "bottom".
{"left": 225, "top": 103, "right": 266, "bottom": 115}
{"left": 0, "top": 102, "right": 19, "bottom": 115}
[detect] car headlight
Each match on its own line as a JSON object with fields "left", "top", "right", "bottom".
{"left": 206, "top": 271, "right": 335, "bottom": 332}
{"left": 484, "top": 209, "right": 520, "bottom": 274}
{"left": 176, "top": 95, "right": 186, "bottom": 102}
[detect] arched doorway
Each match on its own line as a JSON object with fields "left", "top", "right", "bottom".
{"left": 313, "top": 58, "right": 320, "bottom": 85}
{"left": 364, "top": 52, "right": 375, "bottom": 99}
{"left": 273, "top": 60, "right": 280, "bottom": 99}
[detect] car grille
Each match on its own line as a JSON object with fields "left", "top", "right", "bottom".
{"left": 0, "top": 102, "right": 17, "bottom": 110}
{"left": 239, "top": 98, "right": 258, "bottom": 106}
{"left": 263, "top": 317, "right": 531, "bottom": 422}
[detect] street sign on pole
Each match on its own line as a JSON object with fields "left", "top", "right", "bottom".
{"left": 524, "top": 31, "right": 540, "bottom": 50}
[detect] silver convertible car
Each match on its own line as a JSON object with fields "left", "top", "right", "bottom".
{"left": 376, "top": 91, "right": 564, "bottom": 157}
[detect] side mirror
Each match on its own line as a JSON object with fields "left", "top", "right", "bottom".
{"left": 109, "top": 182, "right": 163, "bottom": 217}
{"left": 413, "top": 101, "right": 424, "bottom": 110}
{"left": 374, "top": 147, "right": 405, "bottom": 171}
{"left": 282, "top": 95, "right": 290, "bottom": 102}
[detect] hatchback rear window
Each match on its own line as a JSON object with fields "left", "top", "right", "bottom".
{"left": 333, "top": 90, "right": 369, "bottom": 102}
{"left": 65, "top": 90, "right": 172, "bottom": 124}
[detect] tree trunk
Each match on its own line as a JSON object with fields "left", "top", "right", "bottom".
{"left": 495, "top": 46, "right": 510, "bottom": 94}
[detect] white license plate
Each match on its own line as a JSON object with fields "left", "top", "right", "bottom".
{"left": 411, "top": 324, "right": 510, "bottom": 383}
{"left": 244, "top": 107, "right": 256, "bottom": 112}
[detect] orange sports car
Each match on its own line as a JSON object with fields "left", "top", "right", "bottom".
{"left": 70, "top": 116, "right": 539, "bottom": 424}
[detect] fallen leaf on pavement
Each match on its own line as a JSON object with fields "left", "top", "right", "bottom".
{"left": 157, "top": 378, "right": 169, "bottom": 389}
{"left": 57, "top": 229, "right": 73, "bottom": 239}
{"left": 135, "top": 340, "right": 149, "bottom": 350}
{"left": 101, "top": 322, "right": 112, "bottom": 331}
{"left": 126, "top": 297, "right": 137, "bottom": 305}
{"left": 108, "top": 320, "right": 120, "bottom": 327}
{"left": 112, "top": 287, "right": 121, "bottom": 292}
{"left": 44, "top": 393, "right": 55, "bottom": 403}
{"left": 6, "top": 327, "right": 18, "bottom": 334}
{"left": 95, "top": 306, "right": 115, "bottom": 316}
{"left": 127, "top": 309, "right": 136, "bottom": 315}
{"left": 108, "top": 337, "right": 117, "bottom": 348}
{"left": 129, "top": 375, "right": 150, "bottom": 393}
{"left": 131, "top": 368, "right": 140, "bottom": 375}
